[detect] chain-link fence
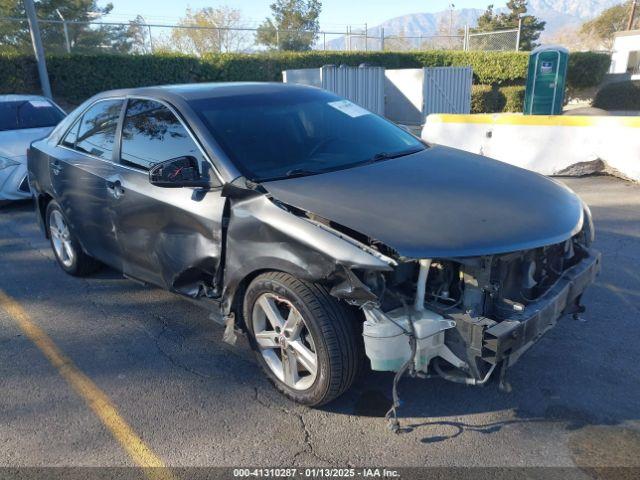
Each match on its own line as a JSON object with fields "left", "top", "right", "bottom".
{"left": 0, "top": 17, "right": 521, "bottom": 55}
{"left": 467, "top": 28, "right": 520, "bottom": 52}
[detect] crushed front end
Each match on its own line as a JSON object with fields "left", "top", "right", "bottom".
{"left": 355, "top": 223, "right": 601, "bottom": 389}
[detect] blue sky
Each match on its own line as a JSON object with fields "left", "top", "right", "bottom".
{"left": 104, "top": 0, "right": 507, "bottom": 29}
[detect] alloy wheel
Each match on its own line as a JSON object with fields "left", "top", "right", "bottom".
{"left": 49, "top": 210, "right": 75, "bottom": 268}
{"left": 252, "top": 292, "right": 318, "bottom": 390}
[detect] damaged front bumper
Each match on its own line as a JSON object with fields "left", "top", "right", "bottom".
{"left": 482, "top": 247, "right": 601, "bottom": 367}
{"left": 362, "top": 247, "right": 602, "bottom": 381}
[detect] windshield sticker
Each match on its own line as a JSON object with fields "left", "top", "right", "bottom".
{"left": 29, "top": 100, "right": 51, "bottom": 108}
{"left": 328, "top": 100, "right": 370, "bottom": 118}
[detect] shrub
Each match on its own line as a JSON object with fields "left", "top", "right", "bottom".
{"left": 471, "top": 84, "right": 525, "bottom": 113}
{"left": 0, "top": 53, "right": 39, "bottom": 94}
{"left": 593, "top": 81, "right": 640, "bottom": 111}
{"left": 0, "top": 50, "right": 610, "bottom": 104}
{"left": 46, "top": 54, "right": 213, "bottom": 102}
{"left": 204, "top": 50, "right": 531, "bottom": 85}
{"left": 502, "top": 85, "right": 526, "bottom": 112}
{"left": 567, "top": 52, "right": 611, "bottom": 90}
{"left": 471, "top": 85, "right": 505, "bottom": 113}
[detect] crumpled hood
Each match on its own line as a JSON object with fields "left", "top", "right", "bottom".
{"left": 0, "top": 127, "right": 53, "bottom": 159}
{"left": 262, "top": 146, "right": 584, "bottom": 259}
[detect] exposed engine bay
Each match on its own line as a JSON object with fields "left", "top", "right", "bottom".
{"left": 357, "top": 228, "right": 600, "bottom": 374}
{"left": 345, "top": 226, "right": 601, "bottom": 430}
{"left": 273, "top": 194, "right": 600, "bottom": 386}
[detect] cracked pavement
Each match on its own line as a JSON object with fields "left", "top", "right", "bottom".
{"left": 1, "top": 176, "right": 640, "bottom": 469}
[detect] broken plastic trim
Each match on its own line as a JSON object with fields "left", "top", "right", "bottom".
{"left": 433, "top": 357, "right": 497, "bottom": 386}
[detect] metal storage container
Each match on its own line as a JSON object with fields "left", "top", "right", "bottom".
{"left": 384, "top": 67, "right": 473, "bottom": 125}
{"left": 283, "top": 65, "right": 385, "bottom": 115}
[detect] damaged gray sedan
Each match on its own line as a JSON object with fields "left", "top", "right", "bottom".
{"left": 27, "top": 83, "right": 601, "bottom": 409}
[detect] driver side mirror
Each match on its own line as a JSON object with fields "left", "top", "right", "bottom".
{"left": 149, "top": 156, "right": 211, "bottom": 189}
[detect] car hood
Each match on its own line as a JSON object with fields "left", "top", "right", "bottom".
{"left": 262, "top": 146, "right": 584, "bottom": 259}
{"left": 0, "top": 127, "right": 53, "bottom": 159}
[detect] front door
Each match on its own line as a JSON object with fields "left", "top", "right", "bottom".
{"left": 110, "top": 98, "right": 226, "bottom": 296}
{"left": 52, "top": 98, "right": 125, "bottom": 269}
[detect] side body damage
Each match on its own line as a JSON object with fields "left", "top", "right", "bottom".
{"left": 218, "top": 179, "right": 599, "bottom": 391}
{"left": 214, "top": 178, "right": 600, "bottom": 431}
{"left": 219, "top": 188, "right": 394, "bottom": 316}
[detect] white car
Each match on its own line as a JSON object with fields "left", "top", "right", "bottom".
{"left": 0, "top": 95, "right": 65, "bottom": 202}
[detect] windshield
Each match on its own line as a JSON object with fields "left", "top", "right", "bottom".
{"left": 0, "top": 99, "right": 65, "bottom": 132}
{"left": 190, "top": 88, "right": 425, "bottom": 181}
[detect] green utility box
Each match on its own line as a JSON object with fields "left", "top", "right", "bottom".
{"left": 523, "top": 46, "right": 569, "bottom": 115}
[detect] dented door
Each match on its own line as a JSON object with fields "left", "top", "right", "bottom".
{"left": 111, "top": 98, "right": 225, "bottom": 294}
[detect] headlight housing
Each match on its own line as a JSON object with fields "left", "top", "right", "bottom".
{"left": 0, "top": 156, "right": 20, "bottom": 171}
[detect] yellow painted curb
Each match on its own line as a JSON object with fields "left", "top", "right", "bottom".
{"left": 428, "top": 113, "right": 640, "bottom": 128}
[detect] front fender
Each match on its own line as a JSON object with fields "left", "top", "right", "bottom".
{"left": 221, "top": 194, "right": 393, "bottom": 313}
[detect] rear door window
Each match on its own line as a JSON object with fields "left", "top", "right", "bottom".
{"left": 61, "top": 119, "right": 80, "bottom": 148}
{"left": 74, "top": 99, "right": 124, "bottom": 161}
{"left": 120, "top": 99, "right": 206, "bottom": 171}
{"left": 0, "top": 99, "right": 65, "bottom": 131}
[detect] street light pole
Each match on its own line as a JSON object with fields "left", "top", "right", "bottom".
{"left": 24, "top": 0, "right": 52, "bottom": 98}
{"left": 449, "top": 3, "right": 455, "bottom": 36}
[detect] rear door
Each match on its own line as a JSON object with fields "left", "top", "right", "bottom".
{"left": 53, "top": 98, "right": 125, "bottom": 268}
{"left": 110, "top": 98, "right": 226, "bottom": 295}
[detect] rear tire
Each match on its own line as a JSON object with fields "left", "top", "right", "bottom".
{"left": 46, "top": 201, "right": 100, "bottom": 276}
{"left": 244, "top": 271, "right": 361, "bottom": 406}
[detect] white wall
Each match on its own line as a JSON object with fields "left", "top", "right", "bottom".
{"left": 422, "top": 114, "right": 640, "bottom": 182}
{"left": 384, "top": 69, "right": 424, "bottom": 125}
{"left": 610, "top": 33, "right": 640, "bottom": 75}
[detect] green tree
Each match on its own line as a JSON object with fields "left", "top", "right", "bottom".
{"left": 475, "top": 1, "right": 545, "bottom": 51}
{"left": 256, "top": 0, "right": 321, "bottom": 51}
{"left": 580, "top": 1, "right": 635, "bottom": 50}
{"left": 109, "top": 15, "right": 151, "bottom": 54}
{"left": 0, "top": 0, "right": 142, "bottom": 54}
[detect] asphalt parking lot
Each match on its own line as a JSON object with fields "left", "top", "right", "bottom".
{"left": 1, "top": 176, "right": 640, "bottom": 475}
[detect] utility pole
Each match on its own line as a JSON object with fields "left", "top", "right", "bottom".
{"left": 628, "top": 0, "right": 638, "bottom": 31}
{"left": 24, "top": 0, "right": 52, "bottom": 98}
{"left": 55, "top": 9, "right": 71, "bottom": 53}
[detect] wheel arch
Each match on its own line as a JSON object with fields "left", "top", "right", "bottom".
{"left": 37, "top": 192, "right": 54, "bottom": 238}
{"left": 224, "top": 258, "right": 331, "bottom": 329}
{"left": 226, "top": 262, "right": 367, "bottom": 333}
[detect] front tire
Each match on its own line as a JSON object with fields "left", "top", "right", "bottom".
{"left": 243, "top": 272, "right": 361, "bottom": 406}
{"left": 46, "top": 201, "right": 100, "bottom": 276}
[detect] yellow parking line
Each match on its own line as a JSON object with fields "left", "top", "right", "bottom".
{"left": 0, "top": 289, "right": 175, "bottom": 480}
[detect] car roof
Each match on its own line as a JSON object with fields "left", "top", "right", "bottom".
{"left": 0, "top": 94, "right": 55, "bottom": 103}
{"left": 92, "top": 82, "right": 320, "bottom": 102}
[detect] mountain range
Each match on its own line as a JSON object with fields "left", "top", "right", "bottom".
{"left": 328, "top": 0, "right": 622, "bottom": 48}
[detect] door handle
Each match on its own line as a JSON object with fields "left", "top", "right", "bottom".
{"left": 51, "top": 159, "right": 62, "bottom": 176}
{"left": 106, "top": 180, "right": 125, "bottom": 199}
